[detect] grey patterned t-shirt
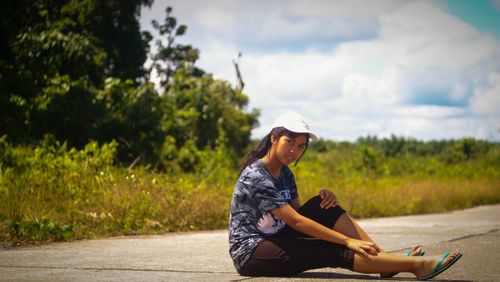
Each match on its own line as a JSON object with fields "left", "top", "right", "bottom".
{"left": 228, "top": 159, "right": 298, "bottom": 271}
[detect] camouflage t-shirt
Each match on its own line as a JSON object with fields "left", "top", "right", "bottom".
{"left": 228, "top": 159, "right": 298, "bottom": 271}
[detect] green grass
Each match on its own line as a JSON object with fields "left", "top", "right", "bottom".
{"left": 1, "top": 139, "right": 499, "bottom": 243}
{"left": 294, "top": 146, "right": 500, "bottom": 217}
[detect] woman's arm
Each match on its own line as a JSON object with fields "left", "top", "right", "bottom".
{"left": 272, "top": 204, "right": 380, "bottom": 256}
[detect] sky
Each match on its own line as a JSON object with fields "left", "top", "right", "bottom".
{"left": 140, "top": 0, "right": 500, "bottom": 141}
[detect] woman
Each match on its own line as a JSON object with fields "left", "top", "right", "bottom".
{"left": 228, "top": 112, "right": 462, "bottom": 279}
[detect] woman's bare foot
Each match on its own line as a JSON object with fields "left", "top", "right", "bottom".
{"left": 380, "top": 245, "right": 424, "bottom": 278}
{"left": 415, "top": 249, "right": 462, "bottom": 280}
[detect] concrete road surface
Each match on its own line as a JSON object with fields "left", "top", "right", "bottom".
{"left": 1, "top": 204, "right": 499, "bottom": 281}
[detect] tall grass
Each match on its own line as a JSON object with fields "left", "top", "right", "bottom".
{"left": 294, "top": 144, "right": 500, "bottom": 217}
{"left": 0, "top": 138, "right": 234, "bottom": 242}
{"left": 1, "top": 137, "right": 499, "bottom": 243}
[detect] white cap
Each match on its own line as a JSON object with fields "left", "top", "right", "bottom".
{"left": 272, "top": 112, "right": 318, "bottom": 141}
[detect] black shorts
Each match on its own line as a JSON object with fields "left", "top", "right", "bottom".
{"left": 238, "top": 195, "right": 355, "bottom": 277}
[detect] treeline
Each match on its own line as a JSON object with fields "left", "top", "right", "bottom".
{"left": 0, "top": 1, "right": 258, "bottom": 171}
{"left": 307, "top": 136, "right": 498, "bottom": 179}
{"left": 312, "top": 135, "right": 493, "bottom": 163}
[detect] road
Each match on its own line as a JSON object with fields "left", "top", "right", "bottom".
{"left": 1, "top": 204, "right": 499, "bottom": 281}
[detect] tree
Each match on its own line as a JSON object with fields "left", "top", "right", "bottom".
{"left": 149, "top": 6, "right": 204, "bottom": 89}
{"left": 148, "top": 6, "right": 259, "bottom": 171}
{"left": 0, "top": 0, "right": 153, "bottom": 144}
{"left": 61, "top": 0, "right": 154, "bottom": 80}
{"left": 97, "top": 78, "right": 164, "bottom": 167}
{"left": 1, "top": 2, "right": 259, "bottom": 170}
{"left": 163, "top": 70, "right": 259, "bottom": 156}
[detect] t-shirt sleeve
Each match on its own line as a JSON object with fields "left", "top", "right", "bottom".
{"left": 252, "top": 179, "right": 289, "bottom": 214}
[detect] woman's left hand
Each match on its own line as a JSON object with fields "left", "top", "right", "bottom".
{"left": 319, "top": 189, "right": 337, "bottom": 209}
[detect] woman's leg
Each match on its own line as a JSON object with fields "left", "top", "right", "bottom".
{"left": 296, "top": 196, "right": 419, "bottom": 255}
{"left": 239, "top": 237, "right": 355, "bottom": 277}
{"left": 309, "top": 199, "right": 422, "bottom": 277}
{"left": 332, "top": 209, "right": 423, "bottom": 277}
{"left": 332, "top": 213, "right": 376, "bottom": 243}
{"left": 239, "top": 237, "right": 461, "bottom": 279}
{"left": 352, "top": 249, "right": 462, "bottom": 278}
{"left": 289, "top": 197, "right": 381, "bottom": 247}
{"left": 279, "top": 196, "right": 346, "bottom": 237}
{"left": 293, "top": 196, "right": 375, "bottom": 243}
{"left": 256, "top": 196, "right": 461, "bottom": 278}
{"left": 353, "top": 251, "right": 424, "bottom": 274}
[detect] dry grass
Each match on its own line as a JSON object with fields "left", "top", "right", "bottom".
{"left": 1, "top": 141, "right": 499, "bottom": 242}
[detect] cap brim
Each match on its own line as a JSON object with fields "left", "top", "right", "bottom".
{"left": 280, "top": 126, "right": 318, "bottom": 141}
{"left": 288, "top": 127, "right": 318, "bottom": 141}
{"left": 307, "top": 131, "right": 318, "bottom": 141}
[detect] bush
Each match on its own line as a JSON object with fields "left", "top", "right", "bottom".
{"left": 1, "top": 136, "right": 498, "bottom": 243}
{"left": 0, "top": 136, "right": 117, "bottom": 241}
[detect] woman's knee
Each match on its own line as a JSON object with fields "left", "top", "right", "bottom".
{"left": 304, "top": 195, "right": 322, "bottom": 207}
{"left": 301, "top": 195, "right": 345, "bottom": 213}
{"left": 302, "top": 195, "right": 345, "bottom": 210}
{"left": 297, "top": 196, "right": 346, "bottom": 228}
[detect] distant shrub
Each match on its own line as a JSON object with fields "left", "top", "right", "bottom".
{"left": 1, "top": 135, "right": 498, "bottom": 243}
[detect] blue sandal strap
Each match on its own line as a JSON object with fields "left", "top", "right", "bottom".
{"left": 418, "top": 250, "right": 462, "bottom": 280}
{"left": 433, "top": 251, "right": 450, "bottom": 272}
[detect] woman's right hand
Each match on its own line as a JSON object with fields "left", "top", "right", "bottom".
{"left": 346, "top": 238, "right": 381, "bottom": 257}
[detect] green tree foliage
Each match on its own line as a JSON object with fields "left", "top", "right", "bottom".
{"left": 0, "top": 2, "right": 259, "bottom": 170}
{"left": 0, "top": 0, "right": 154, "bottom": 144}
{"left": 150, "top": 69, "right": 260, "bottom": 172}
{"left": 97, "top": 78, "right": 165, "bottom": 167}
{"left": 149, "top": 6, "right": 204, "bottom": 88}
{"left": 32, "top": 75, "right": 104, "bottom": 148}
{"left": 163, "top": 70, "right": 259, "bottom": 153}
{"left": 312, "top": 135, "right": 494, "bottom": 176}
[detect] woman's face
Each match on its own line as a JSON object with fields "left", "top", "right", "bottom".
{"left": 272, "top": 134, "right": 308, "bottom": 166}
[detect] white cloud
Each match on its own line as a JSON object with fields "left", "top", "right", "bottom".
{"left": 141, "top": 0, "right": 500, "bottom": 141}
{"left": 469, "top": 73, "right": 500, "bottom": 116}
{"left": 142, "top": 0, "right": 401, "bottom": 49}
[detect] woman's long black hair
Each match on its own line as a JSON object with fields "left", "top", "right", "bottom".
{"left": 238, "top": 127, "right": 310, "bottom": 175}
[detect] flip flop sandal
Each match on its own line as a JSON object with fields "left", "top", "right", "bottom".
{"left": 405, "top": 247, "right": 425, "bottom": 256}
{"left": 417, "top": 250, "right": 462, "bottom": 280}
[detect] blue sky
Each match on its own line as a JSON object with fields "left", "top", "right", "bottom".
{"left": 446, "top": 0, "right": 500, "bottom": 38}
{"left": 141, "top": 0, "right": 500, "bottom": 141}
